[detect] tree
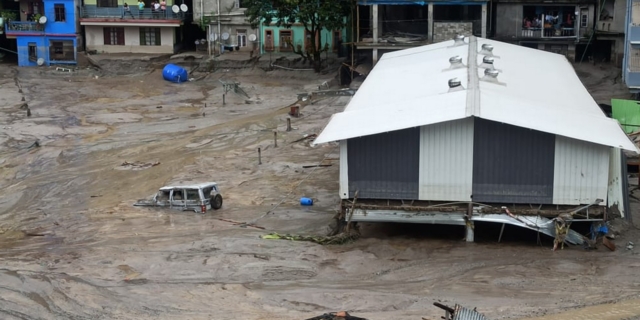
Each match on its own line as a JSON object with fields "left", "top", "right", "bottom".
{"left": 244, "top": 0, "right": 351, "bottom": 72}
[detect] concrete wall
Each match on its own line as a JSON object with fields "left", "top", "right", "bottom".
{"left": 260, "top": 24, "right": 346, "bottom": 54}
{"left": 495, "top": 3, "right": 520, "bottom": 39}
{"left": 85, "top": 25, "right": 176, "bottom": 53}
{"left": 17, "top": 35, "right": 77, "bottom": 66}
{"left": 596, "top": 0, "right": 624, "bottom": 33}
{"left": 433, "top": 21, "right": 472, "bottom": 43}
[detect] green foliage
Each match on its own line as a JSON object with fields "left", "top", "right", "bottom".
{"left": 1, "top": 11, "right": 17, "bottom": 21}
{"left": 244, "top": 0, "right": 351, "bottom": 71}
{"left": 198, "top": 11, "right": 216, "bottom": 31}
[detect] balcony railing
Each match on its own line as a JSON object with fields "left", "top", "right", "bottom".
{"left": 5, "top": 21, "right": 44, "bottom": 32}
{"left": 519, "top": 27, "right": 576, "bottom": 38}
{"left": 80, "top": 6, "right": 186, "bottom": 21}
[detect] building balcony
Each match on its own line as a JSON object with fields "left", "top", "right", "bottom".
{"left": 518, "top": 26, "right": 576, "bottom": 39}
{"left": 79, "top": 6, "right": 186, "bottom": 23}
{"left": 629, "top": 26, "right": 640, "bottom": 43}
{"left": 4, "top": 21, "right": 44, "bottom": 37}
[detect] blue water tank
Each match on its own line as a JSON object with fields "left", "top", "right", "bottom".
{"left": 162, "top": 64, "right": 188, "bottom": 83}
{"left": 300, "top": 197, "right": 313, "bottom": 206}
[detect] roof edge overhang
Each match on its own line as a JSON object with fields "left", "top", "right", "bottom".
{"left": 313, "top": 112, "right": 639, "bottom": 153}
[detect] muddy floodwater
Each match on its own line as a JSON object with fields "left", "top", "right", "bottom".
{"left": 1, "top": 62, "right": 640, "bottom": 320}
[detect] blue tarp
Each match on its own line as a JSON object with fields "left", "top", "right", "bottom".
{"left": 162, "top": 64, "right": 189, "bottom": 83}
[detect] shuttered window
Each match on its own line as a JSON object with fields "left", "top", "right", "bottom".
{"left": 103, "top": 27, "right": 125, "bottom": 45}
{"left": 139, "top": 27, "right": 161, "bottom": 46}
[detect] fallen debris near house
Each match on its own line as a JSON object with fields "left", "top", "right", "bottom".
{"left": 427, "top": 302, "right": 490, "bottom": 320}
{"left": 292, "top": 134, "right": 318, "bottom": 144}
{"left": 306, "top": 311, "right": 367, "bottom": 320}
{"left": 260, "top": 231, "right": 359, "bottom": 245}
{"left": 118, "top": 161, "right": 160, "bottom": 170}
{"left": 215, "top": 218, "right": 265, "bottom": 230}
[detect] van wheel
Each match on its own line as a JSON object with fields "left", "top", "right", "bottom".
{"left": 212, "top": 194, "right": 223, "bottom": 210}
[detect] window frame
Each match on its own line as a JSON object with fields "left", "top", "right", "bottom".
{"left": 54, "top": 4, "right": 66, "bottom": 22}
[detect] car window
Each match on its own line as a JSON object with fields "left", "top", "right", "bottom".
{"left": 172, "top": 189, "right": 184, "bottom": 200}
{"left": 157, "top": 190, "right": 170, "bottom": 200}
{"left": 185, "top": 189, "right": 200, "bottom": 200}
{"left": 203, "top": 187, "right": 212, "bottom": 196}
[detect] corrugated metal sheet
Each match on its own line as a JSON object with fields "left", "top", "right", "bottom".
{"left": 419, "top": 118, "right": 474, "bottom": 201}
{"left": 607, "top": 147, "right": 627, "bottom": 218}
{"left": 313, "top": 36, "right": 637, "bottom": 153}
{"left": 472, "top": 118, "right": 555, "bottom": 204}
{"left": 347, "top": 128, "right": 420, "bottom": 199}
{"left": 553, "top": 136, "right": 609, "bottom": 205}
{"left": 339, "top": 140, "right": 349, "bottom": 199}
{"left": 453, "top": 304, "right": 490, "bottom": 320}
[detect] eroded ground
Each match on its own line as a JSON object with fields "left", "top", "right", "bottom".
{"left": 0, "top": 61, "right": 640, "bottom": 320}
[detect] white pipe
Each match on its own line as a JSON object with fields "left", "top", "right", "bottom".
{"left": 217, "top": 0, "right": 221, "bottom": 54}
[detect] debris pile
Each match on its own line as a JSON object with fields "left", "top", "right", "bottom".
{"left": 261, "top": 231, "right": 359, "bottom": 245}
{"left": 117, "top": 161, "right": 160, "bottom": 171}
{"left": 306, "top": 311, "right": 367, "bottom": 320}
{"left": 425, "top": 302, "right": 490, "bottom": 320}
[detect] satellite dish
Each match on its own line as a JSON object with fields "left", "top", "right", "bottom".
{"left": 210, "top": 33, "right": 218, "bottom": 41}
{"left": 180, "top": 4, "right": 188, "bottom": 12}
{"left": 221, "top": 32, "right": 229, "bottom": 40}
{"left": 248, "top": 34, "right": 256, "bottom": 42}
{"left": 200, "top": 39, "right": 206, "bottom": 43}
{"left": 171, "top": 5, "right": 179, "bottom": 13}
{"left": 195, "top": 40, "right": 200, "bottom": 45}
{"left": 38, "top": 16, "right": 47, "bottom": 24}
{"left": 37, "top": 58, "right": 44, "bottom": 66}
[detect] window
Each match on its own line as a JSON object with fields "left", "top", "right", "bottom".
{"left": 581, "top": 8, "right": 589, "bottom": 28}
{"left": 264, "top": 30, "right": 274, "bottom": 51}
{"left": 279, "top": 30, "right": 292, "bottom": 51}
{"left": 185, "top": 189, "right": 200, "bottom": 200}
{"left": 234, "top": 0, "right": 245, "bottom": 9}
{"left": 49, "top": 40, "right": 74, "bottom": 61}
{"left": 237, "top": 29, "right": 246, "bottom": 47}
{"left": 97, "top": 0, "right": 118, "bottom": 8}
{"left": 140, "top": 27, "right": 161, "bottom": 46}
{"left": 103, "top": 27, "right": 125, "bottom": 45}
{"left": 54, "top": 4, "right": 66, "bottom": 22}
{"left": 332, "top": 30, "right": 341, "bottom": 53}
{"left": 28, "top": 43, "right": 37, "bottom": 62}
{"left": 29, "top": 2, "right": 41, "bottom": 14}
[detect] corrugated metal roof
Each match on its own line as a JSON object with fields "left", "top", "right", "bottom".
{"left": 313, "top": 36, "right": 638, "bottom": 153}
{"left": 453, "top": 304, "right": 490, "bottom": 320}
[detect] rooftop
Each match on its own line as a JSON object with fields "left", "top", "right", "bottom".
{"left": 314, "top": 36, "right": 637, "bottom": 152}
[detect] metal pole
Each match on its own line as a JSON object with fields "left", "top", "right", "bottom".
{"left": 258, "top": 147, "right": 262, "bottom": 165}
{"left": 286, "top": 118, "right": 292, "bottom": 131}
{"left": 222, "top": 94, "right": 225, "bottom": 105}
{"left": 273, "top": 131, "right": 278, "bottom": 147}
{"left": 217, "top": 0, "right": 221, "bottom": 54}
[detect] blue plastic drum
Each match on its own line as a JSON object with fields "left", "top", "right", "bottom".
{"left": 162, "top": 64, "right": 188, "bottom": 83}
{"left": 300, "top": 197, "right": 313, "bottom": 206}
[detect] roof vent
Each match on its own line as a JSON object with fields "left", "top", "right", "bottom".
{"left": 479, "top": 43, "right": 497, "bottom": 57}
{"left": 448, "top": 55, "right": 465, "bottom": 69}
{"left": 453, "top": 34, "right": 466, "bottom": 46}
{"left": 479, "top": 56, "right": 499, "bottom": 71}
{"left": 448, "top": 77, "right": 464, "bottom": 92}
{"left": 484, "top": 69, "right": 499, "bottom": 78}
{"left": 480, "top": 69, "right": 505, "bottom": 86}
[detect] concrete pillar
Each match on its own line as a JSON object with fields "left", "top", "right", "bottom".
{"left": 428, "top": 3, "right": 434, "bottom": 42}
{"left": 373, "top": 48, "right": 378, "bottom": 65}
{"left": 481, "top": 3, "right": 487, "bottom": 38}
{"left": 465, "top": 221, "right": 475, "bottom": 242}
{"left": 372, "top": 5, "right": 379, "bottom": 43}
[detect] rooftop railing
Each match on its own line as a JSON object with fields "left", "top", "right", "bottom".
{"left": 5, "top": 21, "right": 44, "bottom": 32}
{"left": 80, "top": 6, "right": 187, "bottom": 21}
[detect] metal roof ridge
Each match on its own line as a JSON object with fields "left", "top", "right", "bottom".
{"left": 465, "top": 36, "right": 481, "bottom": 117}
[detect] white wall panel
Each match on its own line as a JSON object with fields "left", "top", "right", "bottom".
{"left": 419, "top": 118, "right": 474, "bottom": 201}
{"left": 553, "top": 136, "right": 609, "bottom": 205}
